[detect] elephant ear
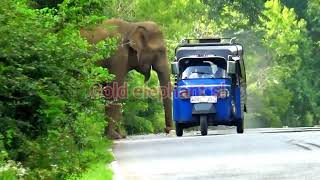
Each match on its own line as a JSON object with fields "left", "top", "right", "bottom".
{"left": 128, "top": 26, "right": 148, "bottom": 62}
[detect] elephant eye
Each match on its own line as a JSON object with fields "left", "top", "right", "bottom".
{"left": 158, "top": 47, "right": 166, "bottom": 53}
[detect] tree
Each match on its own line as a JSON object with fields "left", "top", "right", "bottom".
{"left": 254, "top": 0, "right": 312, "bottom": 127}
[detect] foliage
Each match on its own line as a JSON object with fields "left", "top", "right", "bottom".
{"left": 255, "top": 0, "right": 313, "bottom": 127}
{"left": 306, "top": 0, "right": 320, "bottom": 41}
{"left": 29, "top": 0, "right": 64, "bottom": 9}
{"left": 122, "top": 71, "right": 165, "bottom": 135}
{"left": 204, "top": 0, "right": 265, "bottom": 25}
{"left": 0, "top": 0, "right": 115, "bottom": 179}
{"left": 75, "top": 162, "right": 113, "bottom": 180}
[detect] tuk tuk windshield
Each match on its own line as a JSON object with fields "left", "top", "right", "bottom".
{"left": 181, "top": 61, "right": 227, "bottom": 79}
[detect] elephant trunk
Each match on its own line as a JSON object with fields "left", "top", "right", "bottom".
{"left": 142, "top": 64, "right": 151, "bottom": 83}
{"left": 153, "top": 58, "right": 173, "bottom": 133}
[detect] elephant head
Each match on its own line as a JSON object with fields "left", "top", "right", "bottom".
{"left": 126, "top": 22, "right": 165, "bottom": 82}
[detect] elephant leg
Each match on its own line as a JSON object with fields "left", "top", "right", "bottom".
{"left": 163, "top": 96, "right": 174, "bottom": 133}
{"left": 104, "top": 60, "right": 128, "bottom": 139}
{"left": 105, "top": 102, "right": 125, "bottom": 139}
{"left": 160, "top": 86, "right": 174, "bottom": 133}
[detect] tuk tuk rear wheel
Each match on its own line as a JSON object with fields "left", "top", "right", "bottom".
{"left": 175, "top": 123, "right": 183, "bottom": 137}
{"left": 236, "top": 119, "right": 244, "bottom": 134}
{"left": 200, "top": 115, "right": 208, "bottom": 136}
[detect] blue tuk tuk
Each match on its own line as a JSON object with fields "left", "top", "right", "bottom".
{"left": 171, "top": 38, "right": 247, "bottom": 136}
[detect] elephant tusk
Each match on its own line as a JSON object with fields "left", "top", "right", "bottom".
{"left": 118, "top": 41, "right": 135, "bottom": 47}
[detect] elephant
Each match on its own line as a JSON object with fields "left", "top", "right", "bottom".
{"left": 80, "top": 19, "right": 173, "bottom": 139}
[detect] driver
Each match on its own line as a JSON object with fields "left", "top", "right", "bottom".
{"left": 189, "top": 68, "right": 201, "bottom": 78}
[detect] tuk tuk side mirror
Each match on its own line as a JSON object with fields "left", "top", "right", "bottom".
{"left": 231, "top": 56, "right": 240, "bottom": 61}
{"left": 171, "top": 62, "right": 179, "bottom": 75}
{"left": 227, "top": 61, "right": 236, "bottom": 74}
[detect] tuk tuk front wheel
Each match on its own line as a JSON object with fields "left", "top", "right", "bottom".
{"left": 200, "top": 115, "right": 208, "bottom": 136}
{"left": 236, "top": 119, "right": 244, "bottom": 134}
{"left": 175, "top": 123, "right": 183, "bottom": 137}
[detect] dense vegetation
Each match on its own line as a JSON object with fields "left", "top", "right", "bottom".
{"left": 1, "top": 0, "right": 319, "bottom": 179}
{"left": 0, "top": 0, "right": 116, "bottom": 179}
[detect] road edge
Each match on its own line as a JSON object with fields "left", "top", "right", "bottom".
{"left": 107, "top": 148, "right": 125, "bottom": 180}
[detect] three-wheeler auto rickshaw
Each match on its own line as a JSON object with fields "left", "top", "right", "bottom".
{"left": 171, "top": 38, "right": 247, "bottom": 136}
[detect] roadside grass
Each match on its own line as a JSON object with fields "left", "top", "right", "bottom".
{"left": 67, "top": 140, "right": 114, "bottom": 180}
{"left": 78, "top": 162, "right": 113, "bottom": 180}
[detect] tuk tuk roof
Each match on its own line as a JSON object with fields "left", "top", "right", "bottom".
{"left": 175, "top": 38, "right": 243, "bottom": 61}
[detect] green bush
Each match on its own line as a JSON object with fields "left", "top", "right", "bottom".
{"left": 0, "top": 0, "right": 115, "bottom": 178}
{"left": 122, "top": 71, "right": 165, "bottom": 135}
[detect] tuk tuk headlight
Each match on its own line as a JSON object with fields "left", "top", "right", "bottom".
{"left": 218, "top": 89, "right": 229, "bottom": 99}
{"left": 179, "top": 88, "right": 189, "bottom": 99}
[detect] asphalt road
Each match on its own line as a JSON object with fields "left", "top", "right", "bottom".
{"left": 112, "top": 127, "right": 320, "bottom": 180}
